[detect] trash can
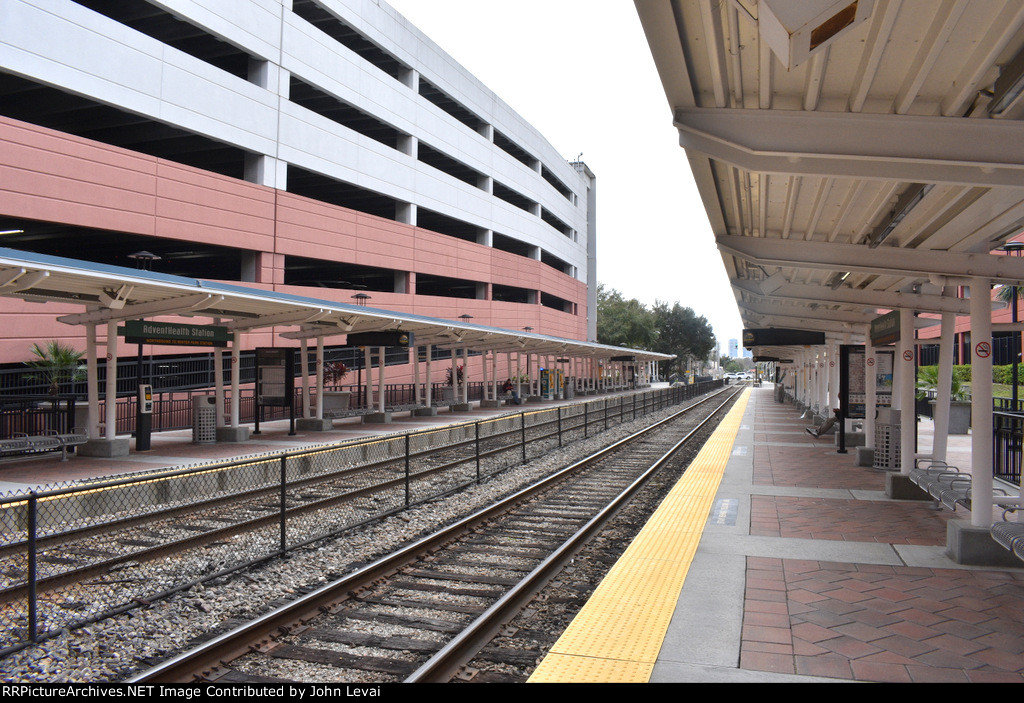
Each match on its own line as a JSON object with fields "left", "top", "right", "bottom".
{"left": 873, "top": 408, "right": 900, "bottom": 471}
{"left": 192, "top": 395, "right": 217, "bottom": 444}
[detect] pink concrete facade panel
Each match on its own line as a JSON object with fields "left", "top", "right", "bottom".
{"left": 0, "top": 117, "right": 590, "bottom": 361}
{"left": 0, "top": 119, "right": 159, "bottom": 234}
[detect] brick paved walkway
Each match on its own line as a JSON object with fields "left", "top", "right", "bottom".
{"left": 742, "top": 557, "right": 1024, "bottom": 682}
{"left": 737, "top": 387, "right": 1024, "bottom": 682}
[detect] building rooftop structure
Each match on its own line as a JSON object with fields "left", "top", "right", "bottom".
{"left": 0, "top": 0, "right": 598, "bottom": 364}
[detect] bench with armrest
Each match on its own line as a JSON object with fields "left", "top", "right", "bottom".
{"left": 0, "top": 427, "right": 87, "bottom": 461}
{"left": 322, "top": 407, "right": 374, "bottom": 419}
{"left": 908, "top": 459, "right": 1014, "bottom": 513}
{"left": 990, "top": 505, "right": 1024, "bottom": 564}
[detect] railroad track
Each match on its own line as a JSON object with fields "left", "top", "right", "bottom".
{"left": 129, "top": 385, "right": 742, "bottom": 683}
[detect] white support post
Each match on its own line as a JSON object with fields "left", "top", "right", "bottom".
{"left": 864, "top": 338, "right": 876, "bottom": 451}
{"left": 413, "top": 346, "right": 422, "bottom": 405}
{"left": 482, "top": 349, "right": 489, "bottom": 400}
{"left": 491, "top": 350, "right": 498, "bottom": 399}
{"left": 511, "top": 352, "right": 520, "bottom": 398}
{"left": 377, "top": 346, "right": 386, "bottom": 413}
{"left": 315, "top": 337, "right": 324, "bottom": 419}
{"left": 425, "top": 344, "right": 433, "bottom": 406}
{"left": 364, "top": 347, "right": 373, "bottom": 409}
{"left": 300, "top": 338, "right": 310, "bottom": 418}
{"left": 213, "top": 318, "right": 225, "bottom": 428}
{"left": 451, "top": 349, "right": 459, "bottom": 402}
{"left": 828, "top": 338, "right": 840, "bottom": 413}
{"left": 104, "top": 322, "right": 118, "bottom": 440}
{"left": 86, "top": 324, "right": 99, "bottom": 439}
{"left": 230, "top": 331, "right": 240, "bottom": 427}
{"left": 932, "top": 295, "right": 956, "bottom": 463}
{"left": 970, "top": 277, "right": 993, "bottom": 527}
{"left": 527, "top": 354, "right": 534, "bottom": 396}
{"left": 899, "top": 309, "right": 916, "bottom": 475}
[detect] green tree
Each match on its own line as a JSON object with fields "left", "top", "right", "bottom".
{"left": 596, "top": 284, "right": 656, "bottom": 350}
{"left": 24, "top": 341, "right": 86, "bottom": 395}
{"left": 721, "top": 356, "right": 744, "bottom": 373}
{"left": 652, "top": 301, "right": 717, "bottom": 376}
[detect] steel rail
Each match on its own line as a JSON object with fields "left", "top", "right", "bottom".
{"left": 404, "top": 387, "right": 741, "bottom": 682}
{"left": 127, "top": 386, "right": 738, "bottom": 684}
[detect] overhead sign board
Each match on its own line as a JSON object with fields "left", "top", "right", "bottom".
{"left": 742, "top": 328, "right": 825, "bottom": 347}
{"left": 121, "top": 320, "right": 229, "bottom": 347}
{"left": 610, "top": 355, "right": 636, "bottom": 362}
{"left": 870, "top": 311, "right": 901, "bottom": 346}
{"left": 346, "top": 331, "right": 413, "bottom": 348}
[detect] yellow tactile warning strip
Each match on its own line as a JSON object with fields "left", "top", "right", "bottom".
{"left": 528, "top": 389, "right": 751, "bottom": 683}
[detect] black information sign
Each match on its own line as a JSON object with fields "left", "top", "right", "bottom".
{"left": 256, "top": 347, "right": 295, "bottom": 407}
{"left": 840, "top": 345, "right": 866, "bottom": 420}
{"left": 346, "top": 331, "right": 413, "bottom": 348}
{"left": 742, "top": 328, "right": 825, "bottom": 347}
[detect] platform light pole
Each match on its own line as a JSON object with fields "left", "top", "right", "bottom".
{"left": 351, "top": 293, "right": 370, "bottom": 407}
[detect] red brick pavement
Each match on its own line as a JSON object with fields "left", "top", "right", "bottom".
{"left": 741, "top": 557, "right": 1024, "bottom": 682}
{"left": 751, "top": 495, "right": 956, "bottom": 545}
{"left": 742, "top": 388, "right": 1024, "bottom": 682}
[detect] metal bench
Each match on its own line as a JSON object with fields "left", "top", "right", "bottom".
{"left": 322, "top": 407, "right": 374, "bottom": 419}
{"left": 0, "top": 428, "right": 86, "bottom": 461}
{"left": 910, "top": 458, "right": 1014, "bottom": 514}
{"left": 991, "top": 507, "right": 1024, "bottom": 564}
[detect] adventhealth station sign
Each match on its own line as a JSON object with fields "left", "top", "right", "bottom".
{"left": 121, "top": 321, "right": 230, "bottom": 347}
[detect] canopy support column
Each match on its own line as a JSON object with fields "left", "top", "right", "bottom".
{"left": 296, "top": 336, "right": 331, "bottom": 431}
{"left": 79, "top": 322, "right": 131, "bottom": 457}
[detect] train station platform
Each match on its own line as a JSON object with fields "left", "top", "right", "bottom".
{"left": 0, "top": 386, "right": 654, "bottom": 495}
{"left": 531, "top": 384, "right": 1024, "bottom": 684}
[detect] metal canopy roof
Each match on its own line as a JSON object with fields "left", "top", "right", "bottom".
{"left": 0, "top": 248, "right": 672, "bottom": 362}
{"left": 636, "top": 0, "right": 1024, "bottom": 349}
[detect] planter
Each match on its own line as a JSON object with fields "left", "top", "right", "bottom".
{"left": 323, "top": 391, "right": 351, "bottom": 412}
{"left": 931, "top": 400, "right": 971, "bottom": 435}
{"left": 948, "top": 401, "right": 971, "bottom": 434}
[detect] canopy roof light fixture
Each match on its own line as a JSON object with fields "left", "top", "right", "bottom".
{"left": 989, "top": 43, "right": 1024, "bottom": 116}
{"left": 866, "top": 183, "right": 933, "bottom": 249}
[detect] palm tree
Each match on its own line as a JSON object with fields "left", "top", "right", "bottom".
{"left": 24, "top": 341, "right": 86, "bottom": 396}
{"left": 997, "top": 284, "right": 1023, "bottom": 303}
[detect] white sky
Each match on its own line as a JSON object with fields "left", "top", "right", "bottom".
{"left": 386, "top": 0, "right": 744, "bottom": 353}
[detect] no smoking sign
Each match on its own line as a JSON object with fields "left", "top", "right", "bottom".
{"left": 975, "top": 341, "right": 991, "bottom": 359}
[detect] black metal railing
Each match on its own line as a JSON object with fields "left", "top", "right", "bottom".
{"left": 0, "top": 396, "right": 78, "bottom": 438}
{"left": 994, "top": 410, "right": 1024, "bottom": 486}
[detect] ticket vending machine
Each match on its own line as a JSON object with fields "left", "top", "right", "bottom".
{"left": 136, "top": 384, "right": 153, "bottom": 451}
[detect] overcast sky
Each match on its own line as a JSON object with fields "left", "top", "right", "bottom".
{"left": 386, "top": 0, "right": 744, "bottom": 353}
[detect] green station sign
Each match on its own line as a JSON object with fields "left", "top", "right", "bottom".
{"left": 870, "top": 311, "right": 901, "bottom": 347}
{"left": 121, "top": 320, "right": 229, "bottom": 347}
